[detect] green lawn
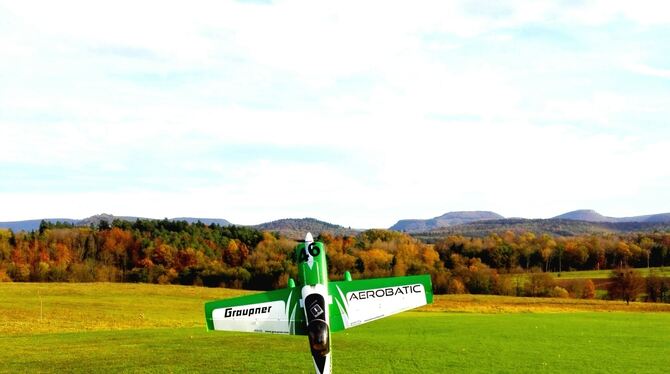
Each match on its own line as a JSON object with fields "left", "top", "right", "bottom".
{"left": 1, "top": 283, "right": 669, "bottom": 373}
{"left": 551, "top": 266, "right": 670, "bottom": 279}
{"left": 0, "top": 282, "right": 250, "bottom": 334}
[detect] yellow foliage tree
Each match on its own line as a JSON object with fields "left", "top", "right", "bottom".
{"left": 359, "top": 248, "right": 393, "bottom": 277}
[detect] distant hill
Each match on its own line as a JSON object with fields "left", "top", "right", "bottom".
{"left": 553, "top": 209, "right": 613, "bottom": 222}
{"left": 254, "top": 218, "right": 360, "bottom": 240}
{"left": 390, "top": 211, "right": 504, "bottom": 232}
{"left": 78, "top": 214, "right": 233, "bottom": 227}
{"left": 167, "top": 217, "right": 232, "bottom": 226}
{"left": 78, "top": 214, "right": 145, "bottom": 227}
{"left": 641, "top": 213, "right": 670, "bottom": 223}
{"left": 4, "top": 209, "right": 670, "bottom": 236}
{"left": 553, "top": 209, "right": 670, "bottom": 223}
{"left": 0, "top": 214, "right": 233, "bottom": 232}
{"left": 413, "top": 218, "right": 670, "bottom": 241}
{"left": 0, "top": 218, "right": 78, "bottom": 232}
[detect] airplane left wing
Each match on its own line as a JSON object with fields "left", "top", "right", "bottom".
{"left": 205, "top": 288, "right": 306, "bottom": 335}
{"left": 328, "top": 274, "right": 433, "bottom": 332}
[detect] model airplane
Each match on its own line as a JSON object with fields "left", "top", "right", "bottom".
{"left": 204, "top": 233, "right": 433, "bottom": 374}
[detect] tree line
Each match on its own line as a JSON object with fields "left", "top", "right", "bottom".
{"left": 0, "top": 221, "right": 668, "bottom": 302}
{"left": 434, "top": 231, "right": 670, "bottom": 272}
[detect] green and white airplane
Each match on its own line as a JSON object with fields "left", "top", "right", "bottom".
{"left": 204, "top": 233, "right": 433, "bottom": 374}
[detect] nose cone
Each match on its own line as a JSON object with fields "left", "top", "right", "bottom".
{"left": 307, "top": 320, "right": 330, "bottom": 356}
{"left": 305, "top": 232, "right": 314, "bottom": 243}
{"left": 311, "top": 331, "right": 328, "bottom": 351}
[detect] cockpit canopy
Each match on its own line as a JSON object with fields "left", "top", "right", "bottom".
{"left": 307, "top": 319, "right": 330, "bottom": 356}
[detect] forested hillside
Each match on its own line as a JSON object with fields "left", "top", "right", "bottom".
{"left": 1, "top": 219, "right": 669, "bottom": 299}
{"left": 414, "top": 219, "right": 670, "bottom": 238}
{"left": 0, "top": 214, "right": 232, "bottom": 233}
{"left": 553, "top": 209, "right": 670, "bottom": 223}
{"left": 253, "top": 217, "right": 359, "bottom": 239}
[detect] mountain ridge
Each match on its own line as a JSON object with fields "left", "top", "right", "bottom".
{"left": 2, "top": 209, "right": 670, "bottom": 235}
{"left": 553, "top": 209, "right": 670, "bottom": 223}
{"left": 0, "top": 214, "right": 351, "bottom": 238}
{"left": 0, "top": 214, "right": 232, "bottom": 232}
{"left": 390, "top": 211, "right": 505, "bottom": 232}
{"left": 413, "top": 218, "right": 670, "bottom": 240}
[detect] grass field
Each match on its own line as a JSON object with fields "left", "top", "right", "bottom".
{"left": 1, "top": 283, "right": 669, "bottom": 373}
{"left": 549, "top": 266, "right": 670, "bottom": 279}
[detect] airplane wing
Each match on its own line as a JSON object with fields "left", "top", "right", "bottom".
{"left": 328, "top": 274, "right": 433, "bottom": 332}
{"left": 205, "top": 287, "right": 306, "bottom": 335}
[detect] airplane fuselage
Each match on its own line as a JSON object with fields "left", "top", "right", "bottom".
{"left": 295, "top": 233, "right": 332, "bottom": 374}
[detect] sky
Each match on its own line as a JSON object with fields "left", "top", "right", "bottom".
{"left": 1, "top": 0, "right": 670, "bottom": 228}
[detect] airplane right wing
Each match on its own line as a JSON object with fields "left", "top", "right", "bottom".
{"left": 328, "top": 274, "right": 433, "bottom": 332}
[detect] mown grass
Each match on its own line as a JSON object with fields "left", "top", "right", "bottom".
{"left": 424, "top": 294, "right": 670, "bottom": 313}
{"left": 550, "top": 266, "right": 670, "bottom": 279}
{"left": 1, "top": 283, "right": 669, "bottom": 373}
{"left": 0, "top": 282, "right": 250, "bottom": 334}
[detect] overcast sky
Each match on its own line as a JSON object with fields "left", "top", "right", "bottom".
{"left": 1, "top": 0, "right": 670, "bottom": 228}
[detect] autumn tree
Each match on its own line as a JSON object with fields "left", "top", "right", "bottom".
{"left": 223, "top": 240, "right": 247, "bottom": 267}
{"left": 659, "top": 235, "right": 670, "bottom": 268}
{"left": 450, "top": 256, "right": 498, "bottom": 294}
{"left": 0, "top": 230, "right": 11, "bottom": 263}
{"left": 358, "top": 248, "right": 393, "bottom": 277}
{"left": 563, "top": 239, "right": 588, "bottom": 270}
{"left": 151, "top": 243, "right": 176, "bottom": 268}
{"left": 518, "top": 232, "right": 536, "bottom": 270}
{"left": 614, "top": 240, "right": 632, "bottom": 267}
{"left": 645, "top": 271, "right": 669, "bottom": 302}
{"left": 538, "top": 234, "right": 556, "bottom": 272}
{"left": 607, "top": 267, "right": 644, "bottom": 305}
{"left": 328, "top": 251, "right": 357, "bottom": 279}
{"left": 525, "top": 268, "right": 555, "bottom": 297}
{"left": 582, "top": 279, "right": 596, "bottom": 299}
{"left": 639, "top": 237, "right": 654, "bottom": 269}
{"left": 488, "top": 243, "right": 517, "bottom": 270}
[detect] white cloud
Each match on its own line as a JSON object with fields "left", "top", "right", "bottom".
{"left": 2, "top": 0, "right": 670, "bottom": 226}
{"left": 2, "top": 112, "right": 670, "bottom": 226}
{"left": 559, "top": 0, "right": 670, "bottom": 26}
{"left": 626, "top": 63, "right": 670, "bottom": 79}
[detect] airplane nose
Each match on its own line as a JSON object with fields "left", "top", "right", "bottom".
{"left": 307, "top": 320, "right": 330, "bottom": 355}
